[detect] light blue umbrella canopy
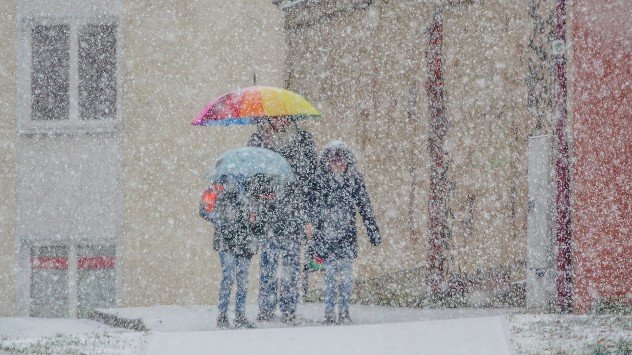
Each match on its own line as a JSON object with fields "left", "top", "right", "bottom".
{"left": 206, "top": 147, "right": 295, "bottom": 183}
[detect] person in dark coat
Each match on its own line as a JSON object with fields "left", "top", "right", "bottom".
{"left": 200, "top": 174, "right": 268, "bottom": 329}
{"left": 248, "top": 115, "right": 318, "bottom": 323}
{"left": 310, "top": 140, "right": 381, "bottom": 325}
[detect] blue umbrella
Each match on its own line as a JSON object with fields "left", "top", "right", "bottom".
{"left": 205, "top": 147, "right": 295, "bottom": 183}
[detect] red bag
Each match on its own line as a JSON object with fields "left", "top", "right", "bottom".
{"left": 200, "top": 184, "right": 224, "bottom": 215}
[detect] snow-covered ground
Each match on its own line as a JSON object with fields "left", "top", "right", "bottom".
{"left": 0, "top": 304, "right": 630, "bottom": 354}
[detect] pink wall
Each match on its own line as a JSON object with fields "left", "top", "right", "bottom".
{"left": 571, "top": 0, "right": 632, "bottom": 313}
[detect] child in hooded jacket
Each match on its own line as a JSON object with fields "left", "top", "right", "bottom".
{"left": 309, "top": 141, "right": 381, "bottom": 324}
{"left": 200, "top": 174, "right": 269, "bottom": 329}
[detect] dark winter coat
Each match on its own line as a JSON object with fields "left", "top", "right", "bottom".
{"left": 203, "top": 189, "right": 261, "bottom": 259}
{"left": 311, "top": 141, "right": 381, "bottom": 260}
{"left": 248, "top": 124, "right": 318, "bottom": 244}
{"left": 248, "top": 126, "right": 317, "bottom": 185}
{"left": 265, "top": 185, "right": 311, "bottom": 250}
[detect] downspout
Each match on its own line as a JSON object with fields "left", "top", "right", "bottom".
{"left": 553, "top": 0, "right": 572, "bottom": 313}
{"left": 426, "top": 8, "right": 448, "bottom": 300}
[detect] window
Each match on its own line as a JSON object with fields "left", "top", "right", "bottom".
{"left": 18, "top": 17, "right": 120, "bottom": 133}
{"left": 76, "top": 244, "right": 117, "bottom": 318}
{"left": 30, "top": 245, "right": 69, "bottom": 317}
{"left": 78, "top": 24, "right": 117, "bottom": 121}
{"left": 31, "top": 24, "right": 70, "bottom": 121}
{"left": 28, "top": 244, "right": 117, "bottom": 318}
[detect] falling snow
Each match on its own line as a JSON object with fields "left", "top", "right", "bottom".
{"left": 0, "top": 0, "right": 630, "bottom": 354}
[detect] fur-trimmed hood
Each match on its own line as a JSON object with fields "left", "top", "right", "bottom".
{"left": 318, "top": 140, "right": 359, "bottom": 174}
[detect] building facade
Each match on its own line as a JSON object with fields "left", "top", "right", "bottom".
{"left": 570, "top": 0, "right": 631, "bottom": 313}
{"left": 1, "top": 0, "right": 629, "bottom": 317}
{"left": 280, "top": 0, "right": 631, "bottom": 312}
{"left": 282, "top": 0, "right": 533, "bottom": 306}
{"left": 1, "top": 0, "right": 286, "bottom": 317}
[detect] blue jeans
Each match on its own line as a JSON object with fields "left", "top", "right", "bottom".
{"left": 324, "top": 257, "right": 353, "bottom": 316}
{"left": 258, "top": 241, "right": 300, "bottom": 316}
{"left": 218, "top": 251, "right": 251, "bottom": 316}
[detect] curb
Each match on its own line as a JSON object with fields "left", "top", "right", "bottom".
{"left": 91, "top": 309, "right": 148, "bottom": 331}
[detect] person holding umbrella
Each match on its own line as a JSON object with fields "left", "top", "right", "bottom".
{"left": 201, "top": 173, "right": 260, "bottom": 329}
{"left": 200, "top": 147, "right": 297, "bottom": 329}
{"left": 193, "top": 86, "right": 320, "bottom": 324}
{"left": 249, "top": 114, "right": 318, "bottom": 324}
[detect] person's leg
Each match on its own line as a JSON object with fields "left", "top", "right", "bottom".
{"left": 217, "top": 251, "right": 235, "bottom": 327}
{"left": 258, "top": 241, "right": 279, "bottom": 320}
{"left": 234, "top": 256, "right": 251, "bottom": 317}
{"left": 301, "top": 241, "right": 314, "bottom": 302}
{"left": 338, "top": 258, "right": 354, "bottom": 323}
{"left": 323, "top": 257, "right": 338, "bottom": 323}
{"left": 234, "top": 256, "right": 255, "bottom": 328}
{"left": 279, "top": 246, "right": 300, "bottom": 321}
{"left": 301, "top": 261, "right": 309, "bottom": 303}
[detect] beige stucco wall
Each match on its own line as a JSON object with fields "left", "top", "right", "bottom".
{"left": 284, "top": 0, "right": 534, "bottom": 302}
{"left": 285, "top": 1, "right": 433, "bottom": 299}
{"left": 348, "top": 1, "right": 433, "bottom": 277}
{"left": 121, "top": 0, "right": 286, "bottom": 306}
{"left": 0, "top": 1, "right": 17, "bottom": 316}
{"left": 441, "top": 2, "right": 532, "bottom": 280}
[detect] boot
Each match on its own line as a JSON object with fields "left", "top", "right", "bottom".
{"left": 257, "top": 310, "right": 274, "bottom": 321}
{"left": 338, "top": 310, "right": 352, "bottom": 325}
{"left": 281, "top": 312, "right": 297, "bottom": 325}
{"left": 216, "top": 311, "right": 230, "bottom": 328}
{"left": 234, "top": 315, "right": 256, "bottom": 329}
{"left": 323, "top": 312, "right": 336, "bottom": 325}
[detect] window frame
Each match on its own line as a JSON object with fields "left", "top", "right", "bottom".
{"left": 17, "top": 15, "right": 122, "bottom": 134}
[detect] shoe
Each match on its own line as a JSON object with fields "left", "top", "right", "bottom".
{"left": 323, "top": 313, "right": 336, "bottom": 325}
{"left": 217, "top": 312, "right": 230, "bottom": 328}
{"left": 257, "top": 310, "right": 274, "bottom": 321}
{"left": 281, "top": 313, "right": 297, "bottom": 325}
{"left": 234, "top": 315, "right": 256, "bottom": 329}
{"left": 338, "top": 310, "right": 352, "bottom": 325}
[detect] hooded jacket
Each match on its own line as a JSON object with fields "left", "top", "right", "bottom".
{"left": 205, "top": 177, "right": 263, "bottom": 259}
{"left": 311, "top": 141, "right": 381, "bottom": 259}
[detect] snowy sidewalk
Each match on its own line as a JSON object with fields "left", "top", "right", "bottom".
{"left": 2, "top": 305, "right": 630, "bottom": 354}
{"left": 95, "top": 304, "right": 517, "bottom": 354}
{"left": 93, "top": 303, "right": 518, "bottom": 332}
{"left": 144, "top": 317, "right": 513, "bottom": 355}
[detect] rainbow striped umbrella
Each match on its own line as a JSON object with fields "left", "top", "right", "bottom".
{"left": 192, "top": 86, "right": 320, "bottom": 126}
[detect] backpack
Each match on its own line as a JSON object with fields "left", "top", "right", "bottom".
{"left": 199, "top": 184, "right": 224, "bottom": 221}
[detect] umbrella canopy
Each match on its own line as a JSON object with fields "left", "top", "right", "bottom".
{"left": 192, "top": 86, "right": 320, "bottom": 126}
{"left": 206, "top": 147, "right": 295, "bottom": 183}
